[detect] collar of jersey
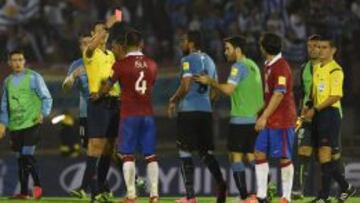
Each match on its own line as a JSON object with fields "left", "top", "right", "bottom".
{"left": 265, "top": 53, "right": 282, "bottom": 66}
{"left": 126, "top": 51, "right": 144, "bottom": 57}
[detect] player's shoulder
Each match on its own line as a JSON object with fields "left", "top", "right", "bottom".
{"left": 273, "top": 57, "right": 291, "bottom": 71}
{"left": 69, "top": 58, "right": 83, "bottom": 71}
{"left": 26, "top": 69, "right": 44, "bottom": 81}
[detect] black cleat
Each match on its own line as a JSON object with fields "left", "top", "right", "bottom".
{"left": 338, "top": 185, "right": 357, "bottom": 202}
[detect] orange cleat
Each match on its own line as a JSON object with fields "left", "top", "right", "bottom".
{"left": 33, "top": 186, "right": 43, "bottom": 200}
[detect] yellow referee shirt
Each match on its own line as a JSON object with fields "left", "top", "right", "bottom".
{"left": 83, "top": 48, "right": 120, "bottom": 96}
{"left": 312, "top": 60, "right": 343, "bottom": 109}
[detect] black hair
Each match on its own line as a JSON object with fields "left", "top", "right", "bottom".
{"left": 187, "top": 31, "right": 203, "bottom": 50}
{"left": 260, "top": 32, "right": 282, "bottom": 55}
{"left": 307, "top": 34, "right": 322, "bottom": 41}
{"left": 320, "top": 34, "right": 337, "bottom": 48}
{"left": 224, "top": 35, "right": 247, "bottom": 54}
{"left": 125, "top": 30, "right": 143, "bottom": 47}
{"left": 8, "top": 49, "right": 24, "bottom": 59}
{"left": 113, "top": 35, "right": 126, "bottom": 46}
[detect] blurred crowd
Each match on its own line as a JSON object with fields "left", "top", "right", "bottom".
{"left": 0, "top": 0, "right": 359, "bottom": 66}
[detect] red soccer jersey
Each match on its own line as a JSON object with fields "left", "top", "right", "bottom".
{"left": 264, "top": 54, "right": 296, "bottom": 129}
{"left": 111, "top": 51, "right": 157, "bottom": 118}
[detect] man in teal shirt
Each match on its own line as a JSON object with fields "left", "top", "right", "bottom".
{"left": 0, "top": 49, "right": 52, "bottom": 200}
{"left": 292, "top": 34, "right": 321, "bottom": 199}
{"left": 195, "top": 35, "right": 264, "bottom": 202}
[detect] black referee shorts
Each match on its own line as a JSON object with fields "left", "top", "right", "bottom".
{"left": 176, "top": 112, "right": 214, "bottom": 152}
{"left": 312, "top": 107, "right": 341, "bottom": 149}
{"left": 87, "top": 97, "right": 119, "bottom": 139}
{"left": 296, "top": 121, "right": 314, "bottom": 148}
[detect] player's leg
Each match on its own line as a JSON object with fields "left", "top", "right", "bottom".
{"left": 140, "top": 116, "right": 159, "bottom": 202}
{"left": 228, "top": 124, "right": 256, "bottom": 201}
{"left": 22, "top": 124, "right": 42, "bottom": 199}
{"left": 9, "top": 131, "right": 30, "bottom": 199}
{"left": 198, "top": 112, "right": 226, "bottom": 203}
{"left": 244, "top": 128, "right": 270, "bottom": 203}
{"left": 293, "top": 121, "right": 313, "bottom": 199}
{"left": 276, "top": 128, "right": 295, "bottom": 203}
{"left": 176, "top": 112, "right": 197, "bottom": 202}
{"left": 118, "top": 116, "right": 140, "bottom": 201}
{"left": 69, "top": 118, "right": 89, "bottom": 198}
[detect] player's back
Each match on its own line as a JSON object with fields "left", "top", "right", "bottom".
{"left": 178, "top": 52, "right": 217, "bottom": 112}
{"left": 116, "top": 52, "right": 157, "bottom": 117}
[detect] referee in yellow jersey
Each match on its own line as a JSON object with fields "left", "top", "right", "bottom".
{"left": 80, "top": 16, "right": 121, "bottom": 202}
{"left": 304, "top": 36, "right": 356, "bottom": 203}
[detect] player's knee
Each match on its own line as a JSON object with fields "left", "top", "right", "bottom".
{"left": 318, "top": 146, "right": 332, "bottom": 163}
{"left": 298, "top": 146, "right": 313, "bottom": 157}
{"left": 245, "top": 153, "right": 255, "bottom": 162}
{"left": 121, "top": 154, "right": 135, "bottom": 162}
{"left": 145, "top": 154, "right": 157, "bottom": 163}
{"left": 280, "top": 158, "right": 292, "bottom": 165}
{"left": 229, "top": 152, "right": 244, "bottom": 163}
{"left": 254, "top": 151, "right": 267, "bottom": 160}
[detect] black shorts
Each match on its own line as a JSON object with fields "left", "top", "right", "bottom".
{"left": 312, "top": 107, "right": 341, "bottom": 148}
{"left": 228, "top": 124, "right": 257, "bottom": 153}
{"left": 79, "top": 117, "right": 88, "bottom": 148}
{"left": 296, "top": 121, "right": 314, "bottom": 147}
{"left": 176, "top": 112, "right": 214, "bottom": 152}
{"left": 9, "top": 124, "right": 41, "bottom": 152}
{"left": 87, "top": 97, "right": 119, "bottom": 139}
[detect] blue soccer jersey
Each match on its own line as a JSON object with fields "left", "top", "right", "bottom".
{"left": 67, "top": 58, "right": 89, "bottom": 118}
{"left": 178, "top": 52, "right": 217, "bottom": 112}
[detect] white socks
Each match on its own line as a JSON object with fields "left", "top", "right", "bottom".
{"left": 123, "top": 161, "right": 136, "bottom": 198}
{"left": 147, "top": 161, "right": 159, "bottom": 197}
{"left": 281, "top": 162, "right": 294, "bottom": 201}
{"left": 255, "top": 161, "right": 269, "bottom": 199}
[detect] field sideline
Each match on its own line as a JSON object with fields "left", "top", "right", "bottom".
{"left": 0, "top": 197, "right": 359, "bottom": 203}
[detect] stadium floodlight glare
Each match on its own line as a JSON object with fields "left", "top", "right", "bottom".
{"left": 51, "top": 114, "right": 66, "bottom": 124}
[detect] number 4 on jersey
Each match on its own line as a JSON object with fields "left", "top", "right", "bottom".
{"left": 135, "top": 71, "right": 147, "bottom": 95}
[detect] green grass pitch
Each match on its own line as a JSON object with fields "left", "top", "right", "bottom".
{"left": 0, "top": 197, "right": 359, "bottom": 203}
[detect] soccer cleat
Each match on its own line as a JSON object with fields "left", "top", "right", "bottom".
{"left": 309, "top": 197, "right": 331, "bottom": 203}
{"left": 33, "top": 186, "right": 43, "bottom": 200}
{"left": 216, "top": 182, "right": 227, "bottom": 203}
{"left": 8, "top": 193, "right": 31, "bottom": 200}
{"left": 338, "top": 184, "right": 357, "bottom": 202}
{"left": 95, "top": 192, "right": 112, "bottom": 202}
{"left": 69, "top": 188, "right": 87, "bottom": 199}
{"left": 175, "top": 197, "right": 198, "bottom": 203}
{"left": 149, "top": 196, "right": 159, "bottom": 203}
{"left": 291, "top": 190, "right": 304, "bottom": 200}
{"left": 279, "top": 197, "right": 289, "bottom": 203}
{"left": 243, "top": 195, "right": 263, "bottom": 203}
{"left": 120, "top": 197, "right": 138, "bottom": 203}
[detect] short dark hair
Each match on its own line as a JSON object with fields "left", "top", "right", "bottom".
{"left": 224, "top": 35, "right": 247, "bottom": 54}
{"left": 320, "top": 34, "right": 337, "bottom": 48}
{"left": 8, "top": 49, "right": 24, "bottom": 59}
{"left": 260, "top": 32, "right": 282, "bottom": 55}
{"left": 125, "top": 30, "right": 142, "bottom": 47}
{"left": 307, "top": 34, "right": 322, "bottom": 41}
{"left": 113, "top": 35, "right": 126, "bottom": 46}
{"left": 187, "top": 31, "right": 202, "bottom": 49}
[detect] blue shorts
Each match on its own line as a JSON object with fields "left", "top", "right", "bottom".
{"left": 118, "top": 116, "right": 156, "bottom": 156}
{"left": 255, "top": 127, "right": 295, "bottom": 159}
